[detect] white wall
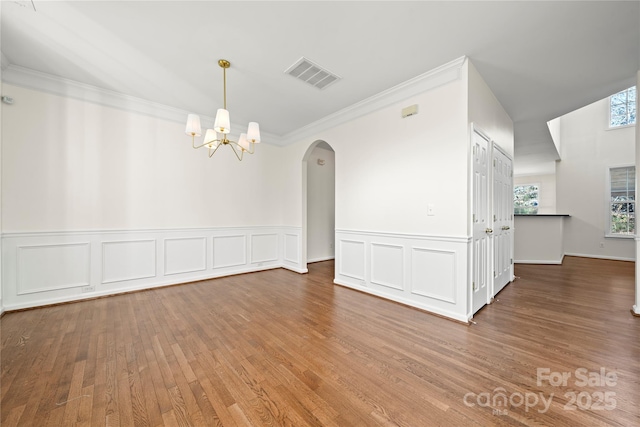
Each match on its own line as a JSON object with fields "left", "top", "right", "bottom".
{"left": 2, "top": 58, "right": 516, "bottom": 322}
{"left": 0, "top": 0, "right": 3, "bottom": 314}
{"left": 0, "top": 82, "right": 309, "bottom": 311}
{"left": 279, "top": 59, "right": 513, "bottom": 322}
{"left": 467, "top": 62, "right": 514, "bottom": 159}
{"left": 307, "top": 145, "right": 335, "bottom": 262}
{"left": 1, "top": 84, "right": 284, "bottom": 232}
{"left": 514, "top": 216, "right": 565, "bottom": 264}
{"left": 283, "top": 75, "right": 469, "bottom": 236}
{"left": 556, "top": 96, "right": 635, "bottom": 260}
{"left": 514, "top": 173, "right": 557, "bottom": 214}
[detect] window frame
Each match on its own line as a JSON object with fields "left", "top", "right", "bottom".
{"left": 513, "top": 183, "right": 540, "bottom": 215}
{"left": 605, "top": 164, "right": 636, "bottom": 239}
{"left": 608, "top": 86, "right": 636, "bottom": 130}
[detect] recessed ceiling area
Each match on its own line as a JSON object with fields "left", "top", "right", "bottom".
{"left": 2, "top": 1, "right": 638, "bottom": 173}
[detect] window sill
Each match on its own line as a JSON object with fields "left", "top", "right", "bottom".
{"left": 606, "top": 123, "right": 636, "bottom": 131}
{"left": 605, "top": 234, "right": 635, "bottom": 239}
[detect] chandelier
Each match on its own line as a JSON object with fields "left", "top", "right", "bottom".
{"left": 185, "top": 59, "right": 261, "bottom": 160}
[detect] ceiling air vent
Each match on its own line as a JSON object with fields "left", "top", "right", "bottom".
{"left": 284, "top": 57, "right": 340, "bottom": 90}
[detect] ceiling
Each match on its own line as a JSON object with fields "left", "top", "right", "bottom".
{"left": 2, "top": 1, "right": 639, "bottom": 173}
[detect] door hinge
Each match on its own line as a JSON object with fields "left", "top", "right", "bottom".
{"left": 494, "top": 270, "right": 497, "bottom": 277}
{"left": 493, "top": 158, "right": 497, "bottom": 167}
{"left": 473, "top": 214, "right": 476, "bottom": 223}
{"left": 493, "top": 214, "right": 497, "bottom": 221}
{"left": 510, "top": 258, "right": 513, "bottom": 265}
{"left": 473, "top": 281, "right": 477, "bottom": 290}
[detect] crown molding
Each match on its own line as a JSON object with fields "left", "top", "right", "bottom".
{"left": 1, "top": 57, "right": 465, "bottom": 148}
{"left": 278, "top": 56, "right": 467, "bottom": 146}
{"left": 1, "top": 52, "right": 9, "bottom": 71}
{"left": 1, "top": 64, "right": 279, "bottom": 144}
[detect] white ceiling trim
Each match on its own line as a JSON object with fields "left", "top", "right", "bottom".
{"left": 2, "top": 57, "right": 466, "bottom": 148}
{"left": 278, "top": 56, "right": 467, "bottom": 146}
{"left": 1, "top": 64, "right": 280, "bottom": 144}
{"left": 0, "top": 52, "right": 9, "bottom": 71}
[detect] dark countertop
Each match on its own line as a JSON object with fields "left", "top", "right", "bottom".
{"left": 514, "top": 214, "right": 570, "bottom": 217}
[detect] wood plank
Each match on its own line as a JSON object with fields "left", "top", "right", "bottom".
{"left": 1, "top": 257, "right": 639, "bottom": 426}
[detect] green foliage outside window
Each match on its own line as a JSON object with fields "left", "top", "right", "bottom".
{"left": 514, "top": 185, "right": 539, "bottom": 215}
{"left": 610, "top": 166, "right": 635, "bottom": 235}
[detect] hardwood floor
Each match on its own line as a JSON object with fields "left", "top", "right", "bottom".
{"left": 1, "top": 257, "right": 639, "bottom": 426}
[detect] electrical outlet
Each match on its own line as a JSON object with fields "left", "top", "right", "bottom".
{"left": 599, "top": 242, "right": 605, "bottom": 249}
{"left": 427, "top": 204, "right": 435, "bottom": 216}
{"left": 81, "top": 286, "right": 95, "bottom": 293}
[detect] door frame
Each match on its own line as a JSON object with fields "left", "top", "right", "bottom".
{"left": 301, "top": 140, "right": 336, "bottom": 272}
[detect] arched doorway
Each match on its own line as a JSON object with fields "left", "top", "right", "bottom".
{"left": 302, "top": 140, "right": 335, "bottom": 270}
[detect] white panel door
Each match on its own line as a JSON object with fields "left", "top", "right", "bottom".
{"left": 472, "top": 131, "right": 490, "bottom": 315}
{"left": 492, "top": 146, "right": 513, "bottom": 295}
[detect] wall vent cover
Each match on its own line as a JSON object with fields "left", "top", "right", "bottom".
{"left": 284, "top": 57, "right": 340, "bottom": 90}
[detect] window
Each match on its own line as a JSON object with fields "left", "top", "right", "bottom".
{"left": 609, "top": 166, "right": 635, "bottom": 236}
{"left": 514, "top": 184, "right": 539, "bottom": 214}
{"left": 609, "top": 86, "right": 636, "bottom": 128}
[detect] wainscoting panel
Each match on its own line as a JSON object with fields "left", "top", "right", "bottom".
{"left": 370, "top": 243, "right": 404, "bottom": 291}
{"left": 280, "top": 227, "right": 306, "bottom": 273}
{"left": 2, "top": 226, "right": 300, "bottom": 311}
{"left": 17, "top": 242, "right": 90, "bottom": 295}
{"left": 411, "top": 248, "right": 456, "bottom": 303}
{"left": 284, "top": 233, "right": 299, "bottom": 263}
{"left": 251, "top": 233, "right": 279, "bottom": 264}
{"left": 335, "top": 229, "right": 471, "bottom": 323}
{"left": 102, "top": 240, "right": 157, "bottom": 284}
{"left": 213, "top": 235, "right": 246, "bottom": 269}
{"left": 338, "top": 239, "right": 366, "bottom": 281}
{"left": 164, "top": 237, "right": 207, "bottom": 276}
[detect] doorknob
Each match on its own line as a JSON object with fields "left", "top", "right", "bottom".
{"left": 485, "top": 228, "right": 493, "bottom": 234}
{"left": 502, "top": 225, "right": 511, "bottom": 230}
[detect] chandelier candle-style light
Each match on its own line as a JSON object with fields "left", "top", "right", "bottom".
{"left": 185, "top": 59, "right": 260, "bottom": 160}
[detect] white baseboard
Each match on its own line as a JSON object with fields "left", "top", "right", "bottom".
{"left": 515, "top": 257, "right": 564, "bottom": 265}
{"left": 632, "top": 305, "right": 640, "bottom": 316}
{"left": 307, "top": 256, "right": 335, "bottom": 263}
{"left": 2, "top": 226, "right": 306, "bottom": 312}
{"left": 0, "top": 299, "right": 4, "bottom": 316}
{"left": 564, "top": 252, "right": 635, "bottom": 262}
{"left": 283, "top": 266, "right": 308, "bottom": 274}
{"left": 2, "top": 265, "right": 281, "bottom": 312}
{"left": 334, "top": 279, "right": 469, "bottom": 324}
{"left": 334, "top": 229, "right": 470, "bottom": 323}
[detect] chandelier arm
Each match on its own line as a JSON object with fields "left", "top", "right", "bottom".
{"left": 229, "top": 140, "right": 255, "bottom": 155}
{"left": 229, "top": 143, "right": 244, "bottom": 161}
{"left": 192, "top": 136, "right": 222, "bottom": 150}
{"left": 185, "top": 60, "right": 256, "bottom": 162}
{"left": 208, "top": 142, "right": 224, "bottom": 158}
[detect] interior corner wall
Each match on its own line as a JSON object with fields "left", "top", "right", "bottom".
{"left": 279, "top": 71, "right": 473, "bottom": 322}
{"left": 556, "top": 96, "right": 635, "bottom": 260}
{"left": 329, "top": 82, "right": 469, "bottom": 236}
{"left": 1, "top": 83, "right": 295, "bottom": 311}
{"left": 0, "top": 1, "right": 3, "bottom": 313}
{"left": 514, "top": 174, "right": 557, "bottom": 214}
{"left": 467, "top": 61, "right": 514, "bottom": 158}
{"left": 306, "top": 146, "right": 335, "bottom": 262}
